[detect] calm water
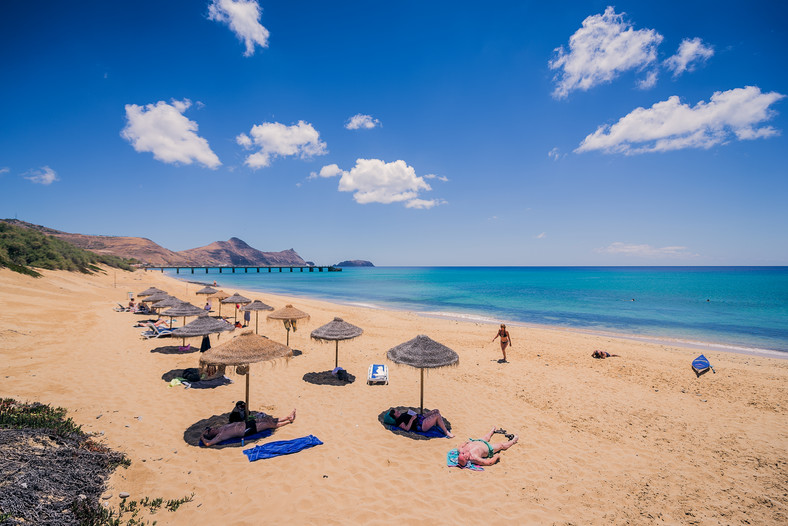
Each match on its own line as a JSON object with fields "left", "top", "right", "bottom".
{"left": 166, "top": 267, "right": 788, "bottom": 355}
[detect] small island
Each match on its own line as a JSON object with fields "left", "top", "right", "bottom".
{"left": 336, "top": 260, "right": 374, "bottom": 267}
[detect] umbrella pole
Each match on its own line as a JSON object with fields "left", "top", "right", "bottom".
{"left": 420, "top": 368, "right": 424, "bottom": 414}
{"left": 245, "top": 371, "right": 250, "bottom": 409}
{"left": 335, "top": 341, "right": 339, "bottom": 368}
{"left": 255, "top": 312, "right": 259, "bottom": 335}
{"left": 286, "top": 329, "right": 290, "bottom": 347}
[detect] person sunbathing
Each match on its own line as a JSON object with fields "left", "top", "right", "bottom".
{"left": 592, "top": 350, "right": 619, "bottom": 359}
{"left": 385, "top": 408, "right": 454, "bottom": 438}
{"left": 455, "top": 427, "right": 518, "bottom": 467}
{"left": 201, "top": 409, "right": 296, "bottom": 447}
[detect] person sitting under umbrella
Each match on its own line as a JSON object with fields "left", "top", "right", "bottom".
{"left": 453, "top": 427, "right": 519, "bottom": 468}
{"left": 385, "top": 408, "right": 454, "bottom": 438}
{"left": 201, "top": 408, "right": 297, "bottom": 447}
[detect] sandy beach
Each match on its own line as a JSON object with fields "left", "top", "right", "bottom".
{"left": 1, "top": 266, "right": 786, "bottom": 524}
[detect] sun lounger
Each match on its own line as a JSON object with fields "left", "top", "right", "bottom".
{"left": 141, "top": 323, "right": 174, "bottom": 339}
{"left": 367, "top": 364, "right": 388, "bottom": 385}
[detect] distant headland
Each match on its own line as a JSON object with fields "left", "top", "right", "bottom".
{"left": 336, "top": 260, "right": 375, "bottom": 267}
{"left": 0, "top": 219, "right": 372, "bottom": 270}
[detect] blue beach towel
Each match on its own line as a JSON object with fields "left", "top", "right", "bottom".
{"left": 446, "top": 448, "right": 484, "bottom": 471}
{"left": 199, "top": 428, "right": 272, "bottom": 448}
{"left": 387, "top": 424, "right": 447, "bottom": 439}
{"left": 243, "top": 435, "right": 323, "bottom": 462}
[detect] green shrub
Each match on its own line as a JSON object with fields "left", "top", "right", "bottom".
{"left": 0, "top": 221, "right": 135, "bottom": 276}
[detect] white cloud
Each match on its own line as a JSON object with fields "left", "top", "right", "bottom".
{"left": 637, "top": 70, "right": 658, "bottom": 89}
{"left": 208, "top": 0, "right": 269, "bottom": 57}
{"left": 536, "top": 232, "right": 546, "bottom": 239}
{"left": 424, "top": 174, "right": 449, "bottom": 182}
{"left": 548, "top": 147, "right": 560, "bottom": 160}
{"left": 237, "top": 120, "right": 327, "bottom": 169}
{"left": 0, "top": 167, "right": 9, "bottom": 175}
{"left": 24, "top": 166, "right": 58, "bottom": 185}
{"left": 319, "top": 159, "right": 444, "bottom": 208}
{"left": 345, "top": 114, "right": 381, "bottom": 130}
{"left": 665, "top": 37, "right": 714, "bottom": 77}
{"left": 121, "top": 99, "right": 220, "bottom": 168}
{"left": 549, "top": 7, "right": 662, "bottom": 99}
{"left": 597, "top": 242, "right": 695, "bottom": 258}
{"left": 576, "top": 86, "right": 785, "bottom": 154}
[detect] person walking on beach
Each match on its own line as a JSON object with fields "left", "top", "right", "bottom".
{"left": 492, "top": 324, "right": 512, "bottom": 362}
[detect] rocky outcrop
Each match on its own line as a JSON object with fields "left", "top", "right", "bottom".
{"left": 336, "top": 260, "right": 374, "bottom": 267}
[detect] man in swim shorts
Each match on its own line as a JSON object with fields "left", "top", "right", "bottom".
{"left": 201, "top": 409, "right": 296, "bottom": 447}
{"left": 456, "top": 427, "right": 518, "bottom": 467}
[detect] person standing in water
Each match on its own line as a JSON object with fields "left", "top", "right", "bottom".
{"left": 492, "top": 323, "right": 512, "bottom": 362}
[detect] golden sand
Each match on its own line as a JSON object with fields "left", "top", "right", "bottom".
{"left": 1, "top": 267, "right": 786, "bottom": 524}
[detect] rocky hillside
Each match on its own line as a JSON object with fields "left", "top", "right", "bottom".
{"left": 1, "top": 220, "right": 308, "bottom": 267}
{"left": 178, "top": 237, "right": 306, "bottom": 267}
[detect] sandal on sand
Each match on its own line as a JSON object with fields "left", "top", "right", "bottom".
{"left": 505, "top": 433, "right": 515, "bottom": 441}
{"left": 493, "top": 428, "right": 507, "bottom": 435}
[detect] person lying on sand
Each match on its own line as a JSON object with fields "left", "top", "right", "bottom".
{"left": 592, "top": 350, "right": 619, "bottom": 359}
{"left": 201, "top": 409, "right": 296, "bottom": 447}
{"left": 455, "top": 427, "right": 518, "bottom": 467}
{"left": 386, "top": 408, "right": 454, "bottom": 438}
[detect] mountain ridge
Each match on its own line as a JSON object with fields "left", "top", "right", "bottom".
{"left": 0, "top": 219, "right": 308, "bottom": 267}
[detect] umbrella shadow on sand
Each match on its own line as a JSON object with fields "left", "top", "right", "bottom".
{"left": 377, "top": 407, "right": 452, "bottom": 441}
{"left": 302, "top": 370, "right": 356, "bottom": 386}
{"left": 161, "top": 369, "right": 233, "bottom": 389}
{"left": 183, "top": 412, "right": 276, "bottom": 449}
{"left": 150, "top": 345, "right": 198, "bottom": 355}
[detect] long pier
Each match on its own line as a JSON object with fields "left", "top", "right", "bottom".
{"left": 144, "top": 265, "right": 341, "bottom": 274}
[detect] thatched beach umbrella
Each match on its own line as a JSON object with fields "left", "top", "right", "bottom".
{"left": 138, "top": 287, "right": 165, "bottom": 297}
{"left": 387, "top": 335, "right": 459, "bottom": 414}
{"left": 199, "top": 331, "right": 292, "bottom": 409}
{"left": 210, "top": 290, "right": 230, "bottom": 316}
{"left": 150, "top": 296, "right": 182, "bottom": 327}
{"left": 221, "top": 293, "right": 252, "bottom": 325}
{"left": 241, "top": 300, "right": 274, "bottom": 335}
{"left": 267, "top": 304, "right": 310, "bottom": 347}
{"left": 311, "top": 317, "right": 363, "bottom": 368}
{"left": 143, "top": 292, "right": 170, "bottom": 303}
{"left": 195, "top": 286, "right": 218, "bottom": 309}
{"left": 172, "top": 314, "right": 234, "bottom": 349}
{"left": 161, "top": 302, "right": 207, "bottom": 329}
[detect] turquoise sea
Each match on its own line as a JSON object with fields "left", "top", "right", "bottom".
{"left": 166, "top": 267, "right": 788, "bottom": 356}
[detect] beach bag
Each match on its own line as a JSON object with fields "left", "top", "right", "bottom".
{"left": 183, "top": 368, "right": 201, "bottom": 382}
{"left": 691, "top": 355, "right": 715, "bottom": 377}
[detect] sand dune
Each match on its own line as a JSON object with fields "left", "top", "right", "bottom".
{"left": 1, "top": 267, "right": 785, "bottom": 524}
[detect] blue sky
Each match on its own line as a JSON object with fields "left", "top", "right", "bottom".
{"left": 1, "top": 1, "right": 786, "bottom": 266}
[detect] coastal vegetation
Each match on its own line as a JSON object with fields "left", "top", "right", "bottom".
{"left": 0, "top": 221, "right": 136, "bottom": 276}
{"left": 0, "top": 398, "right": 193, "bottom": 525}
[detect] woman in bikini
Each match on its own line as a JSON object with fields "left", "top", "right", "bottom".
{"left": 385, "top": 408, "right": 454, "bottom": 438}
{"left": 492, "top": 324, "right": 512, "bottom": 362}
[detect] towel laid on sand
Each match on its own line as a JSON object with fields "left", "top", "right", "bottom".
{"left": 447, "top": 448, "right": 484, "bottom": 471}
{"left": 387, "top": 424, "right": 447, "bottom": 439}
{"left": 243, "top": 435, "right": 323, "bottom": 462}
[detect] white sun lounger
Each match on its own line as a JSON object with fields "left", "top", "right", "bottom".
{"left": 367, "top": 364, "right": 388, "bottom": 385}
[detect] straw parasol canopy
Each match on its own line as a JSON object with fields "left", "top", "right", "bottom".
{"left": 161, "top": 302, "right": 208, "bottom": 330}
{"left": 138, "top": 287, "right": 165, "bottom": 297}
{"left": 200, "top": 331, "right": 293, "bottom": 408}
{"left": 386, "top": 335, "right": 459, "bottom": 414}
{"left": 240, "top": 300, "right": 274, "bottom": 334}
{"left": 142, "top": 292, "right": 170, "bottom": 304}
{"left": 221, "top": 293, "right": 252, "bottom": 324}
{"left": 196, "top": 286, "right": 218, "bottom": 296}
{"left": 210, "top": 290, "right": 230, "bottom": 316}
{"left": 172, "top": 314, "right": 234, "bottom": 348}
{"left": 150, "top": 296, "right": 182, "bottom": 327}
{"left": 311, "top": 317, "right": 363, "bottom": 368}
{"left": 267, "top": 304, "right": 310, "bottom": 347}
